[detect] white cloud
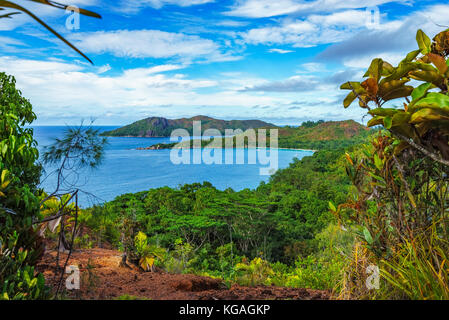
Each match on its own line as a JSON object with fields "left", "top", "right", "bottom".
{"left": 71, "top": 29, "right": 236, "bottom": 62}
{"left": 299, "top": 63, "right": 325, "bottom": 73}
{"left": 226, "top": 0, "right": 304, "bottom": 18}
{"left": 268, "top": 48, "right": 294, "bottom": 54}
{"left": 226, "top": 0, "right": 407, "bottom": 18}
{"left": 239, "top": 8, "right": 391, "bottom": 47}
{"left": 116, "top": 0, "right": 214, "bottom": 13}
{"left": 243, "top": 20, "right": 320, "bottom": 46}
{"left": 308, "top": 10, "right": 369, "bottom": 27}
{"left": 241, "top": 75, "right": 322, "bottom": 92}
{"left": 0, "top": 56, "right": 300, "bottom": 124}
{"left": 96, "top": 64, "right": 112, "bottom": 74}
{"left": 239, "top": 2, "right": 448, "bottom": 50}
{"left": 319, "top": 4, "right": 449, "bottom": 65}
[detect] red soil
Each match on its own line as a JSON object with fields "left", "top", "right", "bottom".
{"left": 36, "top": 247, "right": 330, "bottom": 300}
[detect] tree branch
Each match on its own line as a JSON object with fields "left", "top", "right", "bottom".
{"left": 392, "top": 131, "right": 449, "bottom": 167}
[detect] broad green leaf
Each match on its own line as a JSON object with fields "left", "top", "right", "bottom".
{"left": 328, "top": 201, "right": 337, "bottom": 212}
{"left": 363, "top": 227, "right": 373, "bottom": 245}
{"left": 340, "top": 81, "right": 363, "bottom": 92}
{"left": 391, "top": 112, "right": 411, "bottom": 127}
{"left": 343, "top": 91, "right": 357, "bottom": 108}
{"left": 411, "top": 82, "right": 433, "bottom": 101}
{"left": 410, "top": 108, "right": 449, "bottom": 123}
{"left": 369, "top": 108, "right": 398, "bottom": 117}
{"left": 382, "top": 62, "right": 417, "bottom": 82}
{"left": 374, "top": 154, "right": 383, "bottom": 170}
{"left": 364, "top": 58, "right": 383, "bottom": 81}
{"left": 367, "top": 116, "right": 384, "bottom": 127}
{"left": 384, "top": 116, "right": 393, "bottom": 129}
{"left": 403, "top": 49, "right": 420, "bottom": 63}
{"left": 409, "top": 70, "right": 444, "bottom": 87}
{"left": 381, "top": 61, "right": 395, "bottom": 75}
{"left": 378, "top": 79, "right": 409, "bottom": 95}
{"left": 413, "top": 92, "right": 449, "bottom": 109}
{"left": 382, "top": 86, "right": 414, "bottom": 102}
{"left": 416, "top": 29, "right": 431, "bottom": 54}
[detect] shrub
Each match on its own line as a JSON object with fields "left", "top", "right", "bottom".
{"left": 0, "top": 72, "right": 50, "bottom": 300}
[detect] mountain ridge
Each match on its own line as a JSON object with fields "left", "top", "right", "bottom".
{"left": 101, "top": 115, "right": 276, "bottom": 137}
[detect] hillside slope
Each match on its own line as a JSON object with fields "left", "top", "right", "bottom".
{"left": 276, "top": 120, "right": 371, "bottom": 149}
{"left": 37, "top": 247, "right": 330, "bottom": 300}
{"left": 101, "top": 115, "right": 275, "bottom": 137}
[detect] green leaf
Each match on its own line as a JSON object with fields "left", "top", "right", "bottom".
{"left": 369, "top": 108, "right": 398, "bottom": 117}
{"left": 411, "top": 82, "right": 433, "bottom": 101}
{"left": 367, "top": 116, "right": 384, "bottom": 127}
{"left": 416, "top": 29, "right": 431, "bottom": 54}
{"left": 374, "top": 154, "right": 383, "bottom": 170}
{"left": 403, "top": 49, "right": 420, "bottom": 63}
{"left": 328, "top": 201, "right": 337, "bottom": 212}
{"left": 391, "top": 112, "right": 411, "bottom": 127}
{"left": 343, "top": 91, "right": 357, "bottom": 108}
{"left": 382, "top": 86, "right": 414, "bottom": 102}
{"left": 410, "top": 108, "right": 449, "bottom": 123}
{"left": 364, "top": 58, "right": 383, "bottom": 81}
{"left": 363, "top": 227, "right": 373, "bottom": 245}
{"left": 384, "top": 116, "right": 393, "bottom": 129}
{"left": 409, "top": 70, "right": 444, "bottom": 87}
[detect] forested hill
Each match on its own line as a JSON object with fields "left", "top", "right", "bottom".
{"left": 101, "top": 115, "right": 275, "bottom": 137}
{"left": 136, "top": 119, "right": 371, "bottom": 151}
{"left": 276, "top": 120, "right": 371, "bottom": 149}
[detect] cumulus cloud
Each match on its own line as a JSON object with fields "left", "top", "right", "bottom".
{"left": 226, "top": 0, "right": 407, "bottom": 18}
{"left": 116, "top": 0, "right": 214, "bottom": 13}
{"left": 0, "top": 56, "right": 297, "bottom": 124}
{"left": 240, "top": 10, "right": 376, "bottom": 47}
{"left": 71, "top": 29, "right": 238, "bottom": 62}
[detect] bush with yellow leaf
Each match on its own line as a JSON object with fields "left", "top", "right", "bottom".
{"left": 133, "top": 232, "right": 165, "bottom": 272}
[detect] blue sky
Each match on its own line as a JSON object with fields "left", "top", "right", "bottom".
{"left": 1, "top": 0, "right": 448, "bottom": 125}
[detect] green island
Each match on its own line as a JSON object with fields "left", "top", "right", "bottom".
{"left": 101, "top": 115, "right": 275, "bottom": 137}
{"left": 135, "top": 119, "right": 372, "bottom": 151}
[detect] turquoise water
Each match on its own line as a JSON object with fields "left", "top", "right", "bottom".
{"left": 33, "top": 126, "right": 314, "bottom": 207}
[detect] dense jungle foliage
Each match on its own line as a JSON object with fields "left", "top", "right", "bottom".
{"left": 0, "top": 72, "right": 50, "bottom": 299}
{"left": 70, "top": 146, "right": 355, "bottom": 290}
{"left": 337, "top": 28, "right": 449, "bottom": 299}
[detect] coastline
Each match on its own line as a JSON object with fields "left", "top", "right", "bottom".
{"left": 136, "top": 145, "right": 317, "bottom": 152}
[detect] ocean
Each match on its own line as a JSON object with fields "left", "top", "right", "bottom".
{"left": 33, "top": 126, "right": 314, "bottom": 207}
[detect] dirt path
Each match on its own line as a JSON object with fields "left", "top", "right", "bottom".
{"left": 36, "top": 247, "right": 330, "bottom": 300}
